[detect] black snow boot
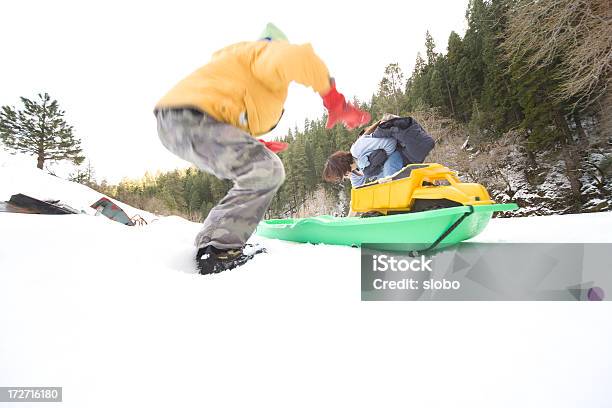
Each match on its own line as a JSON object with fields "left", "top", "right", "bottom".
{"left": 196, "top": 245, "right": 266, "bottom": 275}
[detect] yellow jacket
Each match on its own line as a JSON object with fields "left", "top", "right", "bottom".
{"left": 156, "top": 41, "right": 331, "bottom": 136}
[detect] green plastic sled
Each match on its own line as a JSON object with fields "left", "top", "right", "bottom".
{"left": 256, "top": 203, "right": 518, "bottom": 249}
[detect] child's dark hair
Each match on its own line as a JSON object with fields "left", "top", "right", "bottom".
{"left": 323, "top": 151, "right": 353, "bottom": 183}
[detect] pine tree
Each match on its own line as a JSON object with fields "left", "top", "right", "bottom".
{"left": 459, "top": 0, "right": 487, "bottom": 118}
{"left": 405, "top": 53, "right": 427, "bottom": 111}
{"left": 69, "top": 160, "right": 96, "bottom": 186}
{"left": 375, "top": 63, "right": 406, "bottom": 115}
{"left": 446, "top": 31, "right": 467, "bottom": 120}
{"left": 478, "top": 0, "right": 522, "bottom": 134}
{"left": 424, "top": 31, "right": 437, "bottom": 65}
{"left": 0, "top": 93, "right": 85, "bottom": 169}
{"left": 426, "top": 59, "right": 448, "bottom": 114}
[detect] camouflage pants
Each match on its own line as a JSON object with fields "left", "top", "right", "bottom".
{"left": 155, "top": 108, "right": 285, "bottom": 249}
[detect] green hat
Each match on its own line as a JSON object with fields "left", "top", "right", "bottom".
{"left": 259, "top": 23, "right": 288, "bottom": 42}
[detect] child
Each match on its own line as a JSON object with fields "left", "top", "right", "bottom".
{"left": 155, "top": 23, "right": 370, "bottom": 274}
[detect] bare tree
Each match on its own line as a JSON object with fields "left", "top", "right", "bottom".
{"left": 377, "top": 63, "right": 406, "bottom": 115}
{"left": 502, "top": 0, "right": 611, "bottom": 111}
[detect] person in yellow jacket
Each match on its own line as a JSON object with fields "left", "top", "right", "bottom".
{"left": 155, "top": 23, "right": 370, "bottom": 274}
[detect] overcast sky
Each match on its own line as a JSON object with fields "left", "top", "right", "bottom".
{"left": 1, "top": 0, "right": 469, "bottom": 183}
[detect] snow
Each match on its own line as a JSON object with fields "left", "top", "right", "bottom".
{"left": 1, "top": 163, "right": 612, "bottom": 408}
{"left": 473, "top": 211, "right": 612, "bottom": 243}
{"left": 0, "top": 153, "right": 156, "bottom": 222}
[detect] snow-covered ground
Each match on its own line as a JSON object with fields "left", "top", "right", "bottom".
{"left": 1, "top": 162, "right": 611, "bottom": 408}
{"left": 0, "top": 154, "right": 156, "bottom": 222}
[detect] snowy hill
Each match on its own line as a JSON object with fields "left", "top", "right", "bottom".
{"left": 0, "top": 154, "right": 156, "bottom": 222}
{"left": 1, "top": 162, "right": 611, "bottom": 408}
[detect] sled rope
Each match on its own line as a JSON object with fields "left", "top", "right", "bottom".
{"left": 416, "top": 205, "right": 475, "bottom": 255}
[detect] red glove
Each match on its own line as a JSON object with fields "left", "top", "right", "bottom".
{"left": 259, "top": 139, "right": 289, "bottom": 153}
{"left": 322, "top": 80, "right": 371, "bottom": 130}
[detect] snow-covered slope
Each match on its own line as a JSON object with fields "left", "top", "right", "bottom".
{"left": 0, "top": 154, "right": 155, "bottom": 221}
{"left": 1, "top": 163, "right": 611, "bottom": 408}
